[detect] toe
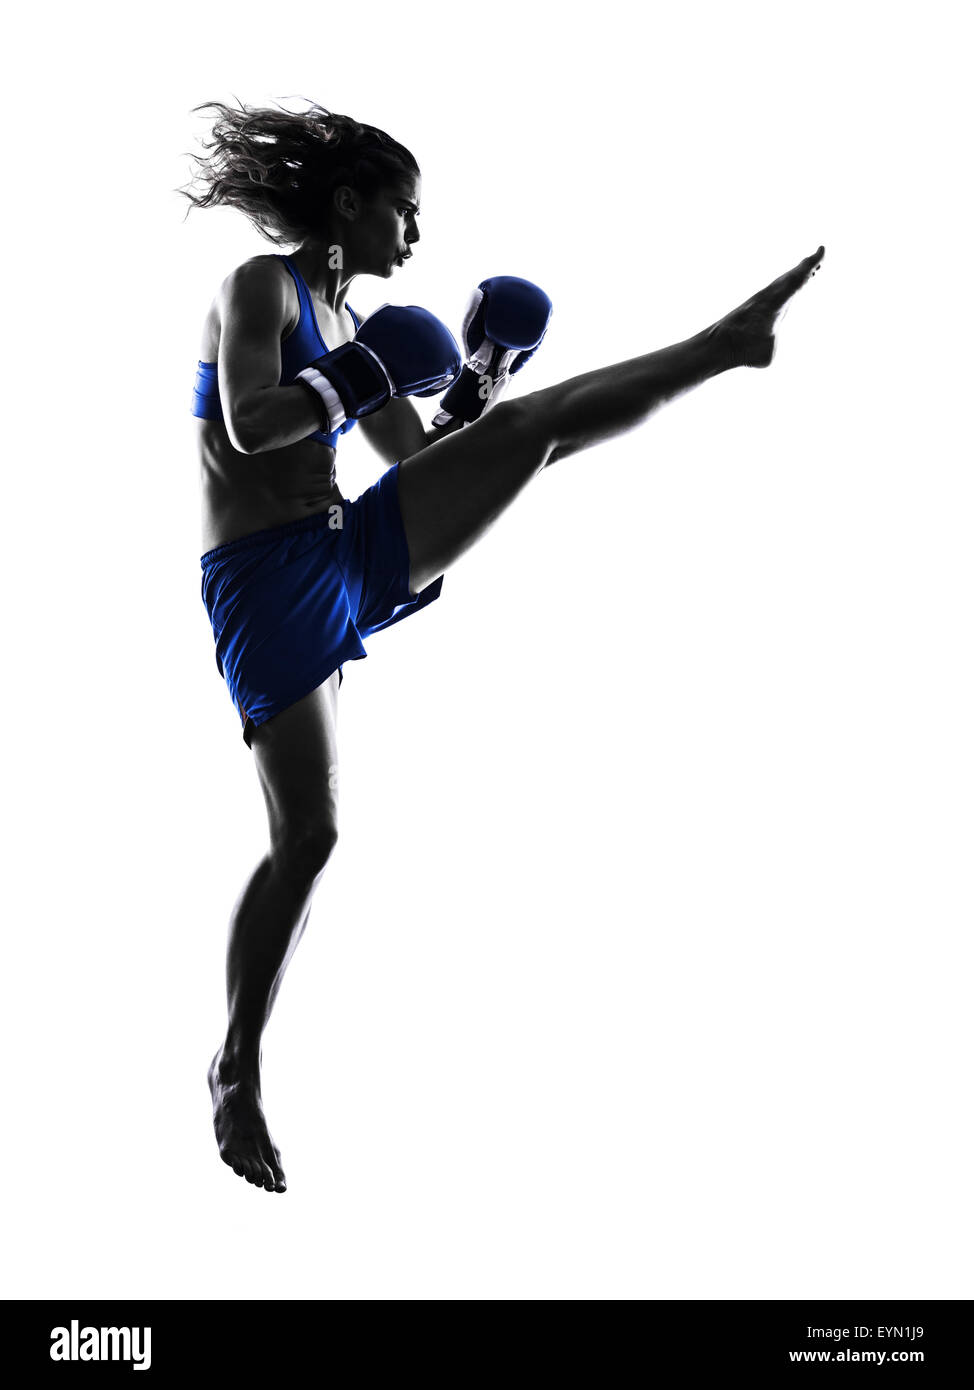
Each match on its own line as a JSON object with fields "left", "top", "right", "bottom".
{"left": 767, "top": 249, "right": 824, "bottom": 307}
{"left": 224, "top": 1152, "right": 246, "bottom": 1178}
{"left": 265, "top": 1148, "right": 287, "bottom": 1192}
{"left": 258, "top": 1145, "right": 279, "bottom": 1190}
{"left": 801, "top": 247, "right": 825, "bottom": 282}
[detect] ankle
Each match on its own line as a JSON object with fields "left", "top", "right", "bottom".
{"left": 695, "top": 324, "right": 737, "bottom": 376}
{"left": 217, "top": 1037, "right": 262, "bottom": 1086}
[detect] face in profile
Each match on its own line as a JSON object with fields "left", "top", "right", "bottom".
{"left": 345, "top": 175, "right": 422, "bottom": 278}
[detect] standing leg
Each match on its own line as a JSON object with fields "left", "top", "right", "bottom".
{"left": 399, "top": 248, "right": 824, "bottom": 592}
{"left": 207, "top": 671, "right": 340, "bottom": 1193}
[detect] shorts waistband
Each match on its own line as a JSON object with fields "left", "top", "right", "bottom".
{"left": 200, "top": 502, "right": 350, "bottom": 568}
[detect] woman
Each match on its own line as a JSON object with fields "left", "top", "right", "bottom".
{"left": 183, "top": 99, "right": 823, "bottom": 1194}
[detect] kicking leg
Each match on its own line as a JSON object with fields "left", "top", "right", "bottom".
{"left": 399, "top": 247, "right": 824, "bottom": 592}
{"left": 207, "top": 671, "right": 340, "bottom": 1194}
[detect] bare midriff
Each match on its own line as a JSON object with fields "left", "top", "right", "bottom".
{"left": 199, "top": 421, "right": 345, "bottom": 555}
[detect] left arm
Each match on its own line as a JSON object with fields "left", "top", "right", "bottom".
{"left": 356, "top": 396, "right": 461, "bottom": 465}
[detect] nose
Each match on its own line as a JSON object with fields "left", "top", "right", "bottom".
{"left": 406, "top": 219, "right": 420, "bottom": 247}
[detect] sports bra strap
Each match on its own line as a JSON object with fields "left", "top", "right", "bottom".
{"left": 278, "top": 254, "right": 358, "bottom": 337}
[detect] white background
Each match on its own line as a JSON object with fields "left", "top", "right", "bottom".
{"left": 3, "top": 0, "right": 971, "bottom": 1299}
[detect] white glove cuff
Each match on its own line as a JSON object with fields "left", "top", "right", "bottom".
{"left": 297, "top": 367, "right": 346, "bottom": 432}
{"left": 482, "top": 370, "right": 511, "bottom": 412}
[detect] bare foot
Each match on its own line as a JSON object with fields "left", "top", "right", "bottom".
{"left": 207, "top": 1047, "right": 287, "bottom": 1193}
{"left": 710, "top": 245, "right": 825, "bottom": 368}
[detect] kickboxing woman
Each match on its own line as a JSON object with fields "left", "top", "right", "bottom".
{"left": 183, "top": 100, "right": 823, "bottom": 1194}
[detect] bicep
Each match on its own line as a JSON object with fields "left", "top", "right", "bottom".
{"left": 216, "top": 261, "right": 290, "bottom": 429}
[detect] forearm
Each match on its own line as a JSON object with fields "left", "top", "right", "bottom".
{"left": 231, "top": 372, "right": 464, "bottom": 459}
{"left": 230, "top": 384, "right": 324, "bottom": 455}
{"left": 423, "top": 416, "right": 465, "bottom": 448}
{"left": 358, "top": 396, "right": 437, "bottom": 465}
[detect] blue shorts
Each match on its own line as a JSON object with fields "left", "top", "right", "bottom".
{"left": 200, "top": 462, "right": 442, "bottom": 746}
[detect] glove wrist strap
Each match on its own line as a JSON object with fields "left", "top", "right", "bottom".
{"left": 437, "top": 363, "right": 510, "bottom": 425}
{"left": 296, "top": 368, "right": 346, "bottom": 432}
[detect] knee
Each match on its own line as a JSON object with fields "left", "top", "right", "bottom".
{"left": 483, "top": 396, "right": 554, "bottom": 470}
{"left": 472, "top": 394, "right": 550, "bottom": 475}
{"left": 273, "top": 819, "right": 339, "bottom": 884}
{"left": 486, "top": 396, "right": 534, "bottom": 437}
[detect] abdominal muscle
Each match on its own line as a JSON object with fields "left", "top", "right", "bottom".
{"left": 199, "top": 421, "right": 345, "bottom": 555}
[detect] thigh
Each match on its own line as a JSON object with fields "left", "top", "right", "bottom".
{"left": 397, "top": 398, "right": 551, "bottom": 595}
{"left": 249, "top": 671, "right": 340, "bottom": 850}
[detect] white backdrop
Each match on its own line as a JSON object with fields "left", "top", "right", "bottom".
{"left": 3, "top": 0, "right": 971, "bottom": 1299}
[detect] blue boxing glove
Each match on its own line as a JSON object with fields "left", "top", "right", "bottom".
{"left": 433, "top": 276, "right": 553, "bottom": 428}
{"left": 297, "top": 304, "right": 461, "bottom": 433}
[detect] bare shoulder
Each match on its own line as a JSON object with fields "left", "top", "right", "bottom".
{"left": 218, "top": 254, "right": 290, "bottom": 310}
{"left": 215, "top": 254, "right": 299, "bottom": 340}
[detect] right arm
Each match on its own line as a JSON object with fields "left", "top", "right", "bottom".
{"left": 217, "top": 259, "right": 323, "bottom": 455}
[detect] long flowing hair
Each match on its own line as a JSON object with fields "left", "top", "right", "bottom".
{"left": 179, "top": 98, "right": 419, "bottom": 246}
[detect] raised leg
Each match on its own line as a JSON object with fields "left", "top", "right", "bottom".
{"left": 207, "top": 671, "right": 341, "bottom": 1193}
{"left": 399, "top": 247, "right": 824, "bottom": 593}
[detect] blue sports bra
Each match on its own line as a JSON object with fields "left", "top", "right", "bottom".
{"left": 191, "top": 254, "right": 361, "bottom": 448}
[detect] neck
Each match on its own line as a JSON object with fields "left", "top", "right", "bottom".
{"left": 288, "top": 239, "right": 354, "bottom": 312}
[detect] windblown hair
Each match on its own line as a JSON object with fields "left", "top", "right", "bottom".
{"left": 179, "top": 98, "right": 419, "bottom": 246}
